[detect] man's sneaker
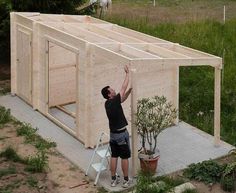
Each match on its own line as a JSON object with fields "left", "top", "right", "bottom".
{"left": 111, "top": 175, "right": 120, "bottom": 187}
{"left": 122, "top": 179, "right": 131, "bottom": 188}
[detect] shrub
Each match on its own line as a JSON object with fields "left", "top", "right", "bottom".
{"left": 183, "top": 160, "right": 226, "bottom": 184}
{"left": 220, "top": 175, "right": 235, "bottom": 192}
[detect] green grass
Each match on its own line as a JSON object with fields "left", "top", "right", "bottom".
{"left": 0, "top": 87, "right": 10, "bottom": 96}
{"left": 182, "top": 189, "right": 198, "bottom": 193}
{"left": 16, "top": 122, "right": 56, "bottom": 151}
{"left": 104, "top": 16, "right": 236, "bottom": 146}
{"left": 0, "top": 166, "right": 16, "bottom": 178}
{"left": 0, "top": 106, "right": 11, "bottom": 127}
{"left": 135, "top": 171, "right": 184, "bottom": 193}
{"left": 0, "top": 146, "right": 25, "bottom": 163}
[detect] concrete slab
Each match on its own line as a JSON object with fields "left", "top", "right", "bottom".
{"left": 0, "top": 95, "right": 234, "bottom": 192}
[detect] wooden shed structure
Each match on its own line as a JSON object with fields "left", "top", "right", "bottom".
{"left": 11, "top": 13, "right": 222, "bottom": 153}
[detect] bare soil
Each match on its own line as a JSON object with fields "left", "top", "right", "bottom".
{"left": 0, "top": 123, "right": 100, "bottom": 193}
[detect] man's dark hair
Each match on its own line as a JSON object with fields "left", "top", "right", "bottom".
{"left": 101, "top": 86, "right": 110, "bottom": 99}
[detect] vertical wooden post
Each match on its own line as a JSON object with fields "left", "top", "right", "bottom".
{"left": 75, "top": 52, "right": 80, "bottom": 141}
{"left": 131, "top": 68, "right": 139, "bottom": 177}
{"left": 214, "top": 67, "right": 221, "bottom": 145}
{"left": 10, "top": 12, "right": 17, "bottom": 95}
{"left": 32, "top": 21, "right": 39, "bottom": 110}
{"left": 174, "top": 66, "right": 179, "bottom": 124}
{"left": 84, "top": 43, "right": 92, "bottom": 148}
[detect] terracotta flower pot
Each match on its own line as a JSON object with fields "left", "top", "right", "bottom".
{"left": 139, "top": 155, "right": 160, "bottom": 174}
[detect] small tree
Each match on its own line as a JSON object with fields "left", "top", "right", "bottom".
{"left": 136, "top": 96, "right": 177, "bottom": 157}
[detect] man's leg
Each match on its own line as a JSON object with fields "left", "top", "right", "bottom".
{"left": 121, "top": 159, "right": 129, "bottom": 177}
{"left": 110, "top": 157, "right": 118, "bottom": 177}
{"left": 110, "top": 157, "right": 119, "bottom": 187}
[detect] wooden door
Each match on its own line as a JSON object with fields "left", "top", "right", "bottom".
{"left": 16, "top": 29, "right": 32, "bottom": 104}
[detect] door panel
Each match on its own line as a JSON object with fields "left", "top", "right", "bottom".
{"left": 16, "top": 29, "right": 32, "bottom": 104}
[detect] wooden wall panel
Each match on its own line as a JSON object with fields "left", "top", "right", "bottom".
{"left": 88, "top": 52, "right": 131, "bottom": 146}
{"left": 49, "top": 66, "right": 76, "bottom": 107}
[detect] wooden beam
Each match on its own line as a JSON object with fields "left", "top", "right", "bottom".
{"left": 88, "top": 24, "right": 145, "bottom": 43}
{"left": 65, "top": 24, "right": 116, "bottom": 43}
{"left": 91, "top": 44, "right": 131, "bottom": 63}
{"left": 121, "top": 44, "right": 160, "bottom": 59}
{"left": 56, "top": 105, "right": 76, "bottom": 118}
{"left": 132, "top": 58, "right": 222, "bottom": 68}
{"left": 214, "top": 67, "right": 221, "bottom": 145}
{"left": 113, "top": 24, "right": 170, "bottom": 44}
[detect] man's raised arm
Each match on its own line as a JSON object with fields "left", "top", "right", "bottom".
{"left": 120, "top": 65, "right": 130, "bottom": 103}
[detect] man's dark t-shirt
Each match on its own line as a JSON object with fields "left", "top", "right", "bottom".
{"left": 105, "top": 93, "right": 128, "bottom": 133}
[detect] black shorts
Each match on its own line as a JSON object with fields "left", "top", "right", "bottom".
{"left": 110, "top": 130, "right": 131, "bottom": 159}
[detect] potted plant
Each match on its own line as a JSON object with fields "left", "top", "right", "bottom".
{"left": 135, "top": 95, "right": 177, "bottom": 173}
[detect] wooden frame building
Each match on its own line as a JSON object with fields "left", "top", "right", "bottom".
{"left": 11, "top": 13, "right": 222, "bottom": 159}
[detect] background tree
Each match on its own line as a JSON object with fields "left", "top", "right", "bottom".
{"left": 0, "top": 0, "right": 86, "bottom": 65}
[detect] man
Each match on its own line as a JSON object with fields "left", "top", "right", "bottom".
{"left": 101, "top": 65, "right": 132, "bottom": 188}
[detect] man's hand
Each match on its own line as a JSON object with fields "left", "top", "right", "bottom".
{"left": 120, "top": 65, "right": 130, "bottom": 102}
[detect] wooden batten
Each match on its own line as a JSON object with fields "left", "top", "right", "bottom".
{"left": 112, "top": 24, "right": 171, "bottom": 44}
{"left": 88, "top": 24, "right": 145, "bottom": 43}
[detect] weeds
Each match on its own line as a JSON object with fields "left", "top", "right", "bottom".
{"left": 182, "top": 189, "right": 198, "bottom": 193}
{"left": 26, "top": 151, "right": 48, "bottom": 173}
{"left": 26, "top": 176, "right": 38, "bottom": 188}
{"left": 16, "top": 123, "right": 37, "bottom": 142}
{"left": 0, "top": 106, "right": 11, "bottom": 127}
{"left": 16, "top": 122, "right": 56, "bottom": 151}
{"left": 97, "top": 187, "right": 108, "bottom": 193}
{"left": 0, "top": 87, "right": 10, "bottom": 96}
{"left": 0, "top": 146, "right": 25, "bottom": 163}
{"left": 0, "top": 166, "right": 16, "bottom": 178}
{"left": 135, "top": 171, "right": 180, "bottom": 193}
{"left": 0, "top": 179, "right": 21, "bottom": 192}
